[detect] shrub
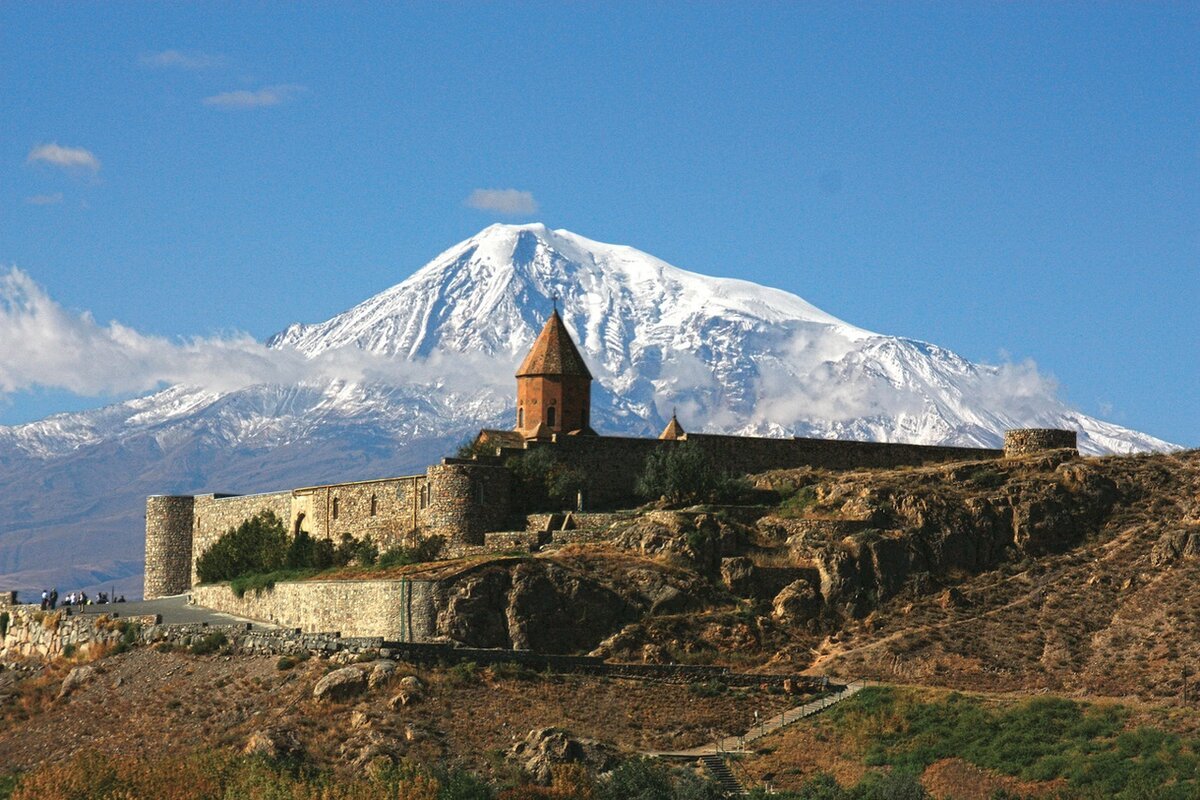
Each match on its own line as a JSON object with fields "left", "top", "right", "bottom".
{"left": 636, "top": 442, "right": 749, "bottom": 506}
{"left": 196, "top": 511, "right": 289, "bottom": 583}
{"left": 489, "top": 661, "right": 537, "bottom": 682}
{"left": 229, "top": 569, "right": 315, "bottom": 598}
{"left": 0, "top": 611, "right": 8, "bottom": 639}
{"left": 378, "top": 535, "right": 445, "bottom": 569}
{"left": 447, "top": 661, "right": 480, "bottom": 686}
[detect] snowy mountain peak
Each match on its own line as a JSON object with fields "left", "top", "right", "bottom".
{"left": 269, "top": 223, "right": 870, "bottom": 373}
{"left": 0, "top": 223, "right": 1178, "bottom": 598}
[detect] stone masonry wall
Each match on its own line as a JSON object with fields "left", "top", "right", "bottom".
{"left": 145, "top": 495, "right": 195, "bottom": 599}
{"left": 1004, "top": 428, "right": 1079, "bottom": 457}
{"left": 187, "top": 476, "right": 431, "bottom": 590}
{"left": 419, "top": 463, "right": 513, "bottom": 545}
{"left": 189, "top": 579, "right": 436, "bottom": 641}
{"left": 498, "top": 433, "right": 1003, "bottom": 510}
{"left": 192, "top": 491, "right": 294, "bottom": 586}
{"left": 294, "top": 476, "right": 426, "bottom": 548}
{"left": 0, "top": 606, "right": 159, "bottom": 661}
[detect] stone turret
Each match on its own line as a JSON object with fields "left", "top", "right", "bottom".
{"left": 515, "top": 309, "right": 595, "bottom": 439}
{"left": 144, "top": 495, "right": 195, "bottom": 599}
{"left": 1003, "top": 429, "right": 1078, "bottom": 457}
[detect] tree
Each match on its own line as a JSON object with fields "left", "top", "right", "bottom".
{"left": 635, "top": 442, "right": 748, "bottom": 506}
{"left": 195, "top": 511, "right": 289, "bottom": 583}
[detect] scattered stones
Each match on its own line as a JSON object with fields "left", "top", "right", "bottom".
{"left": 243, "top": 726, "right": 303, "bottom": 760}
{"left": 59, "top": 664, "right": 98, "bottom": 699}
{"left": 313, "top": 666, "right": 367, "bottom": 701}
{"left": 387, "top": 675, "right": 424, "bottom": 709}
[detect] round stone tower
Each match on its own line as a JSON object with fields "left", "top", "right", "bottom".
{"left": 144, "top": 495, "right": 196, "bottom": 599}
{"left": 1003, "top": 428, "right": 1078, "bottom": 458}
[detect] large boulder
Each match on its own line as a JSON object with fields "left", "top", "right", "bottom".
{"left": 387, "top": 675, "right": 425, "bottom": 709}
{"left": 508, "top": 727, "right": 619, "bottom": 785}
{"left": 59, "top": 664, "right": 97, "bottom": 699}
{"left": 1151, "top": 528, "right": 1200, "bottom": 568}
{"left": 244, "top": 726, "right": 303, "bottom": 760}
{"left": 772, "top": 579, "right": 821, "bottom": 625}
{"left": 367, "top": 660, "right": 397, "bottom": 690}
{"left": 313, "top": 667, "right": 368, "bottom": 701}
{"left": 721, "top": 557, "right": 757, "bottom": 596}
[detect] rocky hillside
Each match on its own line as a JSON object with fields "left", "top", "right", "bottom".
{"left": 341, "top": 447, "right": 1200, "bottom": 704}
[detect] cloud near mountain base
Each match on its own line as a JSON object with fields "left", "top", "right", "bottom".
{"left": 0, "top": 267, "right": 510, "bottom": 402}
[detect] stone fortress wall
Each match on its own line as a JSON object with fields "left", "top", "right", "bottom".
{"left": 144, "top": 423, "right": 1074, "bottom": 600}
{"left": 1004, "top": 428, "right": 1079, "bottom": 457}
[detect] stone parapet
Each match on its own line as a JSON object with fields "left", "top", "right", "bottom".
{"left": 0, "top": 607, "right": 159, "bottom": 661}
{"left": 1004, "top": 429, "right": 1078, "bottom": 457}
{"left": 0, "top": 591, "right": 16, "bottom": 607}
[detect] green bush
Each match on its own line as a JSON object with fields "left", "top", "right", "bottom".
{"left": 446, "top": 661, "right": 480, "bottom": 686}
{"left": 377, "top": 535, "right": 445, "bottom": 569}
{"left": 597, "top": 758, "right": 722, "bottom": 800}
{"left": 198, "top": 510, "right": 383, "bottom": 587}
{"left": 195, "top": 511, "right": 289, "bottom": 584}
{"left": 229, "top": 568, "right": 316, "bottom": 598}
{"left": 636, "top": 442, "right": 750, "bottom": 506}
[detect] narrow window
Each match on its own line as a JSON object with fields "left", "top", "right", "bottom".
{"left": 547, "top": 406, "right": 557, "bottom": 427}
{"left": 475, "top": 481, "right": 485, "bottom": 505}
{"left": 332, "top": 497, "right": 339, "bottom": 520}
{"left": 518, "top": 407, "right": 524, "bottom": 428}
{"left": 370, "top": 494, "right": 377, "bottom": 516}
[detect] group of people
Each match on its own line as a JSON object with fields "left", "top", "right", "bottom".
{"left": 39, "top": 588, "right": 125, "bottom": 610}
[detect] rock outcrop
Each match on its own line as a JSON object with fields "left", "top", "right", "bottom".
{"left": 507, "top": 727, "right": 618, "bottom": 785}
{"left": 313, "top": 667, "right": 368, "bottom": 701}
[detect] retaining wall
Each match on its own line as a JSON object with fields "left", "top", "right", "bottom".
{"left": 189, "top": 579, "right": 437, "bottom": 642}
{"left": 0, "top": 606, "right": 159, "bottom": 661}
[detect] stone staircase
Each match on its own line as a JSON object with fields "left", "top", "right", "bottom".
{"left": 700, "top": 754, "right": 744, "bottom": 796}
{"left": 650, "top": 678, "right": 868, "bottom": 796}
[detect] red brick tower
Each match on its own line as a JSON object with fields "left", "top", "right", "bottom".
{"left": 515, "top": 309, "right": 595, "bottom": 439}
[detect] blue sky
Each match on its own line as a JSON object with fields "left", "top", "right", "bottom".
{"left": 1, "top": 3, "right": 1196, "bottom": 444}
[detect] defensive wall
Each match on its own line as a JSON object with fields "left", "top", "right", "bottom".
{"left": 144, "top": 427, "right": 1074, "bottom": 599}
{"left": 490, "top": 432, "right": 1007, "bottom": 509}
{"left": 190, "top": 579, "right": 435, "bottom": 641}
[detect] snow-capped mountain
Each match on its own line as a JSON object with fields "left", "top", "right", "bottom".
{"left": 0, "top": 223, "right": 1177, "bottom": 598}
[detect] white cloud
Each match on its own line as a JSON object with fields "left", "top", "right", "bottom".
{"left": 140, "top": 50, "right": 225, "bottom": 69}
{"left": 203, "top": 84, "right": 305, "bottom": 109}
{"left": 0, "top": 267, "right": 511, "bottom": 400}
{"left": 465, "top": 188, "right": 539, "bottom": 215}
{"left": 26, "top": 144, "right": 100, "bottom": 173}
{"left": 25, "top": 193, "right": 63, "bottom": 206}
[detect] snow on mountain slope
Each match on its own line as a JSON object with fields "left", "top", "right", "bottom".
{"left": 0, "top": 222, "right": 1178, "bottom": 598}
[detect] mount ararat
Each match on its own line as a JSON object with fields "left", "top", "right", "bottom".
{"left": 0, "top": 223, "right": 1175, "bottom": 597}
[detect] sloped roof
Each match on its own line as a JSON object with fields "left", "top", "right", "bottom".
{"left": 659, "top": 413, "right": 685, "bottom": 440}
{"left": 516, "top": 310, "right": 593, "bottom": 379}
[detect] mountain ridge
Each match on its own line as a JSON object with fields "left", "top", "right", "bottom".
{"left": 0, "top": 223, "right": 1177, "bottom": 597}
